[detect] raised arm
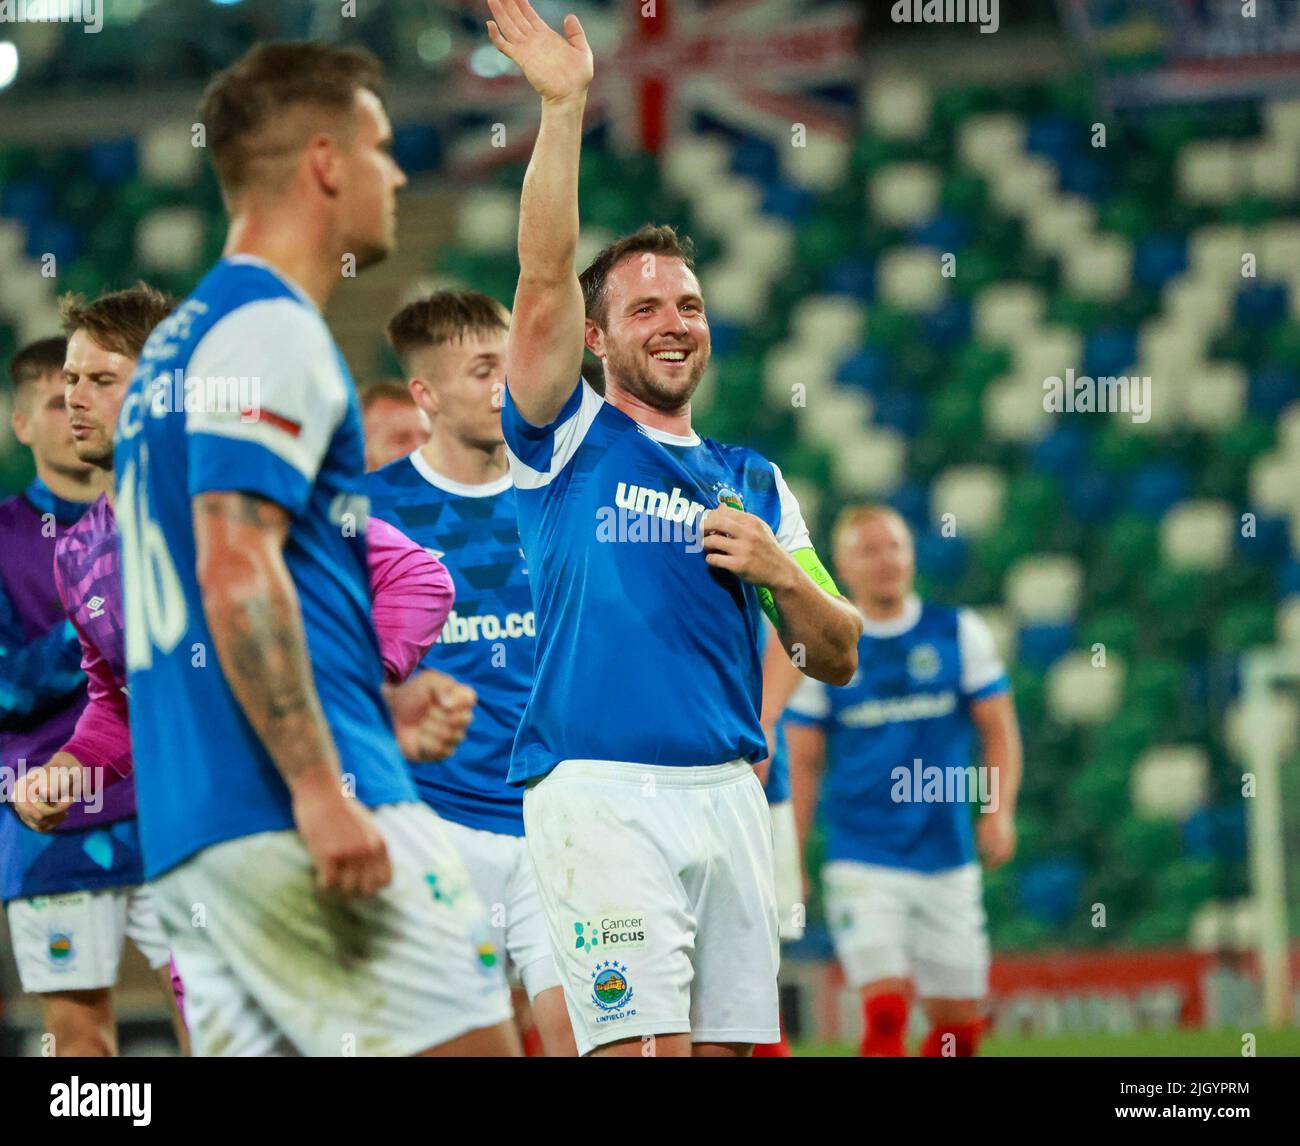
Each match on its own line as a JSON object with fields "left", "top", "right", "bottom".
{"left": 487, "top": 0, "right": 593, "bottom": 426}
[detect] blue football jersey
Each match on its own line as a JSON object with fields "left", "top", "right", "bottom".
{"left": 502, "top": 378, "right": 816, "bottom": 783}
{"left": 764, "top": 721, "right": 791, "bottom": 805}
{"left": 785, "top": 596, "right": 1009, "bottom": 873}
{"left": 366, "top": 455, "right": 533, "bottom": 835}
{"left": 115, "top": 255, "right": 415, "bottom": 880}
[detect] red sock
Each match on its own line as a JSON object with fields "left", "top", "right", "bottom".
{"left": 521, "top": 1023, "right": 544, "bottom": 1057}
{"left": 860, "top": 992, "right": 909, "bottom": 1057}
{"left": 752, "top": 1021, "right": 791, "bottom": 1057}
{"left": 919, "top": 1020, "right": 983, "bottom": 1058}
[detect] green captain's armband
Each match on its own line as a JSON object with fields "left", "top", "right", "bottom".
{"left": 758, "top": 547, "right": 842, "bottom": 628}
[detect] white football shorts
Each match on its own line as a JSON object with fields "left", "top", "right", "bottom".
{"left": 437, "top": 816, "right": 560, "bottom": 1001}
{"left": 823, "top": 859, "right": 990, "bottom": 999}
{"left": 524, "top": 758, "right": 780, "bottom": 1056}
{"left": 151, "top": 802, "right": 513, "bottom": 1057}
{"left": 7, "top": 883, "right": 170, "bottom": 994}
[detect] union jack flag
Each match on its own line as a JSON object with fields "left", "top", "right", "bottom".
{"left": 442, "top": 0, "right": 862, "bottom": 175}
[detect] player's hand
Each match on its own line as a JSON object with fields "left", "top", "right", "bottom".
{"left": 292, "top": 779, "right": 393, "bottom": 896}
{"left": 13, "top": 752, "right": 86, "bottom": 832}
{"left": 389, "top": 669, "right": 477, "bottom": 762}
{"left": 977, "top": 809, "right": 1017, "bottom": 871}
{"left": 486, "top": 0, "right": 593, "bottom": 104}
{"left": 701, "top": 505, "right": 793, "bottom": 588}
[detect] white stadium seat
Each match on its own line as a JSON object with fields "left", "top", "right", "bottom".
{"left": 1061, "top": 234, "right": 1133, "bottom": 302}
{"left": 136, "top": 206, "right": 206, "bottom": 274}
{"left": 781, "top": 132, "right": 851, "bottom": 192}
{"left": 867, "top": 74, "right": 932, "bottom": 141}
{"left": 457, "top": 188, "right": 518, "bottom": 253}
{"left": 730, "top": 217, "right": 795, "bottom": 279}
{"left": 1025, "top": 194, "right": 1096, "bottom": 257}
{"left": 1013, "top": 324, "right": 1083, "bottom": 382}
{"left": 1159, "top": 499, "right": 1235, "bottom": 571}
{"left": 763, "top": 341, "right": 836, "bottom": 409}
{"left": 1176, "top": 140, "right": 1245, "bottom": 205}
{"left": 1273, "top": 595, "right": 1300, "bottom": 648}
{"left": 661, "top": 134, "right": 732, "bottom": 198}
{"left": 928, "top": 464, "right": 1007, "bottom": 540}
{"left": 973, "top": 283, "right": 1046, "bottom": 347}
{"left": 690, "top": 175, "right": 763, "bottom": 239}
{"left": 1259, "top": 219, "right": 1300, "bottom": 282}
{"left": 139, "top": 123, "right": 204, "bottom": 186}
{"left": 875, "top": 246, "right": 947, "bottom": 311}
{"left": 1004, "top": 553, "right": 1084, "bottom": 624}
{"left": 1188, "top": 224, "right": 1251, "bottom": 282}
{"left": 1245, "top": 138, "right": 1299, "bottom": 200}
{"left": 1182, "top": 364, "right": 1246, "bottom": 430}
{"left": 700, "top": 257, "right": 770, "bottom": 325}
{"left": 987, "top": 155, "right": 1057, "bottom": 216}
{"left": 790, "top": 295, "right": 865, "bottom": 360}
{"left": 1249, "top": 450, "right": 1300, "bottom": 517}
{"left": 956, "top": 113, "right": 1026, "bottom": 177}
{"left": 869, "top": 162, "right": 941, "bottom": 228}
{"left": 983, "top": 374, "right": 1053, "bottom": 443}
{"left": 830, "top": 425, "right": 906, "bottom": 496}
{"left": 1045, "top": 650, "right": 1126, "bottom": 725}
{"left": 1130, "top": 745, "right": 1209, "bottom": 820}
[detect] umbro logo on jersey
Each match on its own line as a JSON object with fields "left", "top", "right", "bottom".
{"left": 86, "top": 595, "right": 106, "bottom": 619}
{"left": 614, "top": 482, "right": 708, "bottom": 527}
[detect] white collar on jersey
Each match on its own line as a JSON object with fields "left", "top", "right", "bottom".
{"left": 409, "top": 448, "right": 512, "bottom": 498}
{"left": 223, "top": 254, "right": 318, "bottom": 312}
{"left": 857, "top": 593, "right": 923, "bottom": 638}
{"left": 637, "top": 423, "right": 701, "bottom": 447}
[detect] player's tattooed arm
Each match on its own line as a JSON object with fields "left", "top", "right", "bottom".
{"left": 192, "top": 491, "right": 342, "bottom": 785}
{"left": 488, "top": 0, "right": 593, "bottom": 426}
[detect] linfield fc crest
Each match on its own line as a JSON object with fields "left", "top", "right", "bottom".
{"left": 713, "top": 484, "right": 745, "bottom": 512}
{"left": 907, "top": 643, "right": 941, "bottom": 682}
{"left": 591, "top": 961, "right": 634, "bottom": 1012}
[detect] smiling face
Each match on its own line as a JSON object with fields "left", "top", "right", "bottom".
{"left": 63, "top": 328, "right": 135, "bottom": 471}
{"left": 586, "top": 254, "right": 711, "bottom": 413}
{"left": 835, "top": 509, "right": 915, "bottom": 611}
{"left": 410, "top": 328, "right": 508, "bottom": 452}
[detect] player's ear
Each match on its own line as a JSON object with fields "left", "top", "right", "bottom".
{"left": 10, "top": 403, "right": 31, "bottom": 446}
{"left": 307, "top": 132, "right": 343, "bottom": 197}
{"left": 410, "top": 376, "right": 439, "bottom": 418}
{"left": 584, "top": 317, "right": 603, "bottom": 358}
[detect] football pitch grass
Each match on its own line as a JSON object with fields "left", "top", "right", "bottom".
{"left": 792, "top": 1028, "right": 1300, "bottom": 1057}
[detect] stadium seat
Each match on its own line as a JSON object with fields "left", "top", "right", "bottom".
{"left": 1130, "top": 745, "right": 1210, "bottom": 820}
{"left": 1159, "top": 499, "right": 1235, "bottom": 571}
{"left": 1045, "top": 650, "right": 1125, "bottom": 725}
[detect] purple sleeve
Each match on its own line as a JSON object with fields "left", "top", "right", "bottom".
{"left": 53, "top": 564, "right": 133, "bottom": 784}
{"left": 365, "top": 517, "right": 455, "bottom": 683}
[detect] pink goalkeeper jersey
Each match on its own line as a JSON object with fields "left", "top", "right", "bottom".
{"left": 52, "top": 495, "right": 453, "bottom": 797}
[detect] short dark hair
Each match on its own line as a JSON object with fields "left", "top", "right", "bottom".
{"left": 386, "top": 289, "right": 509, "bottom": 371}
{"left": 199, "top": 41, "right": 385, "bottom": 197}
{"left": 360, "top": 379, "right": 415, "bottom": 412}
{"left": 578, "top": 223, "right": 698, "bottom": 327}
{"left": 60, "top": 282, "right": 176, "bottom": 360}
{"left": 7, "top": 336, "right": 67, "bottom": 393}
